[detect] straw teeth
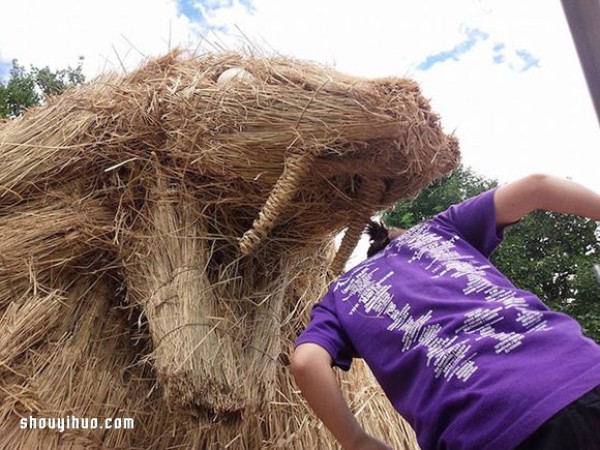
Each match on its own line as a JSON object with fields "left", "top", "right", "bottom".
{"left": 0, "top": 48, "right": 457, "bottom": 449}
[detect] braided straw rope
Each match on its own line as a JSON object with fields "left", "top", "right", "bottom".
{"left": 239, "top": 149, "right": 318, "bottom": 255}
{"left": 329, "top": 178, "right": 386, "bottom": 276}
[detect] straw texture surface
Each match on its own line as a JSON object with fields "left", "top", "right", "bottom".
{"left": 0, "top": 49, "right": 459, "bottom": 449}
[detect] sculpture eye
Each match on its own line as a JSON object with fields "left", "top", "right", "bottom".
{"left": 217, "top": 67, "right": 256, "bottom": 86}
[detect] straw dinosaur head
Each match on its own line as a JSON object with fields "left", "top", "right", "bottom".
{"left": 140, "top": 51, "right": 460, "bottom": 269}
{"left": 0, "top": 50, "right": 459, "bottom": 423}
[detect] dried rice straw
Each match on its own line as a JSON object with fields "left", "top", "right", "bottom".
{"left": 0, "top": 48, "right": 459, "bottom": 449}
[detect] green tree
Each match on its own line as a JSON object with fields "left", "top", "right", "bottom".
{"left": 382, "top": 165, "right": 498, "bottom": 228}
{"left": 568, "top": 260, "right": 600, "bottom": 339}
{"left": 384, "top": 166, "right": 600, "bottom": 342}
{"left": 0, "top": 58, "right": 84, "bottom": 119}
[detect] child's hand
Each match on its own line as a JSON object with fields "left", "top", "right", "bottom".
{"left": 347, "top": 433, "right": 394, "bottom": 450}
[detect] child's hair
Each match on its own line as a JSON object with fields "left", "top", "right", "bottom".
{"left": 365, "top": 220, "right": 391, "bottom": 257}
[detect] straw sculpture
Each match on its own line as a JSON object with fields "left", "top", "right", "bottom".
{"left": 0, "top": 49, "right": 459, "bottom": 449}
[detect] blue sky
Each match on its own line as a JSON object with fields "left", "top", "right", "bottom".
{"left": 417, "top": 28, "right": 490, "bottom": 70}
{"left": 175, "top": 1, "right": 542, "bottom": 77}
{"left": 492, "top": 43, "right": 506, "bottom": 64}
{"left": 0, "top": 58, "right": 11, "bottom": 83}
{"left": 176, "top": 0, "right": 255, "bottom": 27}
{"left": 417, "top": 27, "right": 540, "bottom": 73}
{"left": 513, "top": 49, "right": 540, "bottom": 72}
{"left": 177, "top": 0, "right": 204, "bottom": 23}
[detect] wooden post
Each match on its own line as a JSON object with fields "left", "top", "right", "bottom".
{"left": 561, "top": 0, "right": 600, "bottom": 125}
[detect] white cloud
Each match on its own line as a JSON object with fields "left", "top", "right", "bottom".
{"left": 0, "top": 0, "right": 196, "bottom": 77}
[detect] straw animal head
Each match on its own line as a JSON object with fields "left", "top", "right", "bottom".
{"left": 0, "top": 49, "right": 458, "bottom": 443}
{"left": 158, "top": 52, "right": 460, "bottom": 264}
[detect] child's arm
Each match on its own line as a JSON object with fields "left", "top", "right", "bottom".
{"left": 494, "top": 173, "right": 600, "bottom": 227}
{"left": 291, "top": 343, "right": 393, "bottom": 450}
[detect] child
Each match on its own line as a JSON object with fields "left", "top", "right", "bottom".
{"left": 292, "top": 174, "right": 600, "bottom": 450}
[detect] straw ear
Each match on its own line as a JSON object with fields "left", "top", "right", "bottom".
{"left": 329, "top": 178, "right": 386, "bottom": 276}
{"left": 238, "top": 148, "right": 319, "bottom": 255}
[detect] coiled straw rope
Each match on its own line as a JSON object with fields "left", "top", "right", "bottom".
{"left": 239, "top": 148, "right": 318, "bottom": 255}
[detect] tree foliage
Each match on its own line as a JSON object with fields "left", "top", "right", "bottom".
{"left": 383, "top": 166, "right": 600, "bottom": 342}
{"left": 0, "top": 58, "right": 84, "bottom": 119}
{"left": 383, "top": 166, "right": 498, "bottom": 228}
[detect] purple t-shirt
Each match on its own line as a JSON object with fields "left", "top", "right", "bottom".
{"left": 295, "top": 189, "right": 600, "bottom": 450}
